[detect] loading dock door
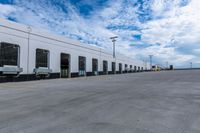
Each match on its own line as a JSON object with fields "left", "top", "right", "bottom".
{"left": 112, "top": 62, "right": 116, "bottom": 74}
{"left": 79, "top": 56, "right": 86, "bottom": 76}
{"left": 61, "top": 53, "right": 70, "bottom": 78}
{"left": 0, "top": 43, "right": 19, "bottom": 67}
{"left": 130, "top": 65, "right": 133, "bottom": 73}
{"left": 0, "top": 42, "right": 22, "bottom": 75}
{"left": 125, "top": 64, "right": 128, "bottom": 73}
{"left": 134, "top": 66, "right": 137, "bottom": 72}
{"left": 92, "top": 58, "right": 98, "bottom": 76}
{"left": 119, "top": 63, "right": 122, "bottom": 74}
{"left": 103, "top": 60, "right": 108, "bottom": 75}
{"left": 138, "top": 67, "right": 140, "bottom": 72}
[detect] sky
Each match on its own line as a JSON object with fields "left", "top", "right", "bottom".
{"left": 0, "top": 0, "right": 200, "bottom": 68}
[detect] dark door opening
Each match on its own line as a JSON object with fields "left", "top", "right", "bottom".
{"left": 60, "top": 53, "right": 70, "bottom": 78}
{"left": 34, "top": 48, "right": 51, "bottom": 78}
{"left": 112, "top": 62, "right": 116, "bottom": 74}
{"left": 0, "top": 42, "right": 21, "bottom": 76}
{"left": 0, "top": 42, "right": 19, "bottom": 67}
{"left": 130, "top": 65, "right": 133, "bottom": 72}
{"left": 103, "top": 60, "right": 108, "bottom": 75}
{"left": 79, "top": 56, "right": 86, "bottom": 76}
{"left": 134, "top": 66, "right": 137, "bottom": 72}
{"left": 92, "top": 58, "right": 98, "bottom": 76}
{"left": 138, "top": 66, "right": 140, "bottom": 72}
{"left": 125, "top": 64, "right": 128, "bottom": 73}
{"left": 36, "top": 49, "right": 49, "bottom": 68}
{"left": 119, "top": 63, "right": 122, "bottom": 74}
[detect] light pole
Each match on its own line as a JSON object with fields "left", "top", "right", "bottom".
{"left": 110, "top": 36, "right": 118, "bottom": 58}
{"left": 190, "top": 62, "right": 193, "bottom": 69}
{"left": 149, "top": 55, "right": 153, "bottom": 71}
{"left": 110, "top": 36, "right": 118, "bottom": 74}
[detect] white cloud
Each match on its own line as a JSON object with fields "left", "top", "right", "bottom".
{"left": 138, "top": 0, "right": 200, "bottom": 67}
{"left": 0, "top": 4, "right": 16, "bottom": 18}
{"left": 0, "top": 0, "right": 200, "bottom": 68}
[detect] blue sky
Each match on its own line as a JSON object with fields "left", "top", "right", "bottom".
{"left": 0, "top": 0, "right": 200, "bottom": 68}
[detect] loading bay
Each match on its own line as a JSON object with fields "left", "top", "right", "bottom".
{"left": 0, "top": 70, "right": 200, "bottom": 133}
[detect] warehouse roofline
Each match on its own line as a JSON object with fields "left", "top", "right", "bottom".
{"left": 0, "top": 18, "right": 143, "bottom": 65}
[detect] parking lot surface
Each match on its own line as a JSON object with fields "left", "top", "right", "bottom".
{"left": 0, "top": 70, "right": 200, "bottom": 133}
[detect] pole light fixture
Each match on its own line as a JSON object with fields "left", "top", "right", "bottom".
{"left": 190, "top": 62, "right": 193, "bottom": 69}
{"left": 110, "top": 36, "right": 118, "bottom": 74}
{"left": 110, "top": 36, "right": 118, "bottom": 58}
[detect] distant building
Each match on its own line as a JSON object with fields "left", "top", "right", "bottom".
{"left": 169, "top": 65, "right": 174, "bottom": 70}
{"left": 152, "top": 65, "right": 162, "bottom": 71}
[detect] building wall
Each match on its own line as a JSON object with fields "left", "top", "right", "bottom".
{"left": 0, "top": 18, "right": 148, "bottom": 81}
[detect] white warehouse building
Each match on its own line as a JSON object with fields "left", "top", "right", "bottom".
{"left": 0, "top": 19, "right": 149, "bottom": 82}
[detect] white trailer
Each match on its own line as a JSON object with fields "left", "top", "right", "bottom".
{"left": 0, "top": 18, "right": 149, "bottom": 82}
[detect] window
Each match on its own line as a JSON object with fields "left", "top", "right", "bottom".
{"left": 36, "top": 49, "right": 49, "bottom": 68}
{"left": 79, "top": 56, "right": 86, "bottom": 76}
{"left": 0, "top": 42, "right": 19, "bottom": 67}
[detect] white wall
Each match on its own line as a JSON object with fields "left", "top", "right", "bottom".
{"left": 0, "top": 18, "right": 148, "bottom": 75}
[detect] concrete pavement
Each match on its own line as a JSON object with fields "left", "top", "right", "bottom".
{"left": 0, "top": 70, "right": 200, "bottom": 133}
